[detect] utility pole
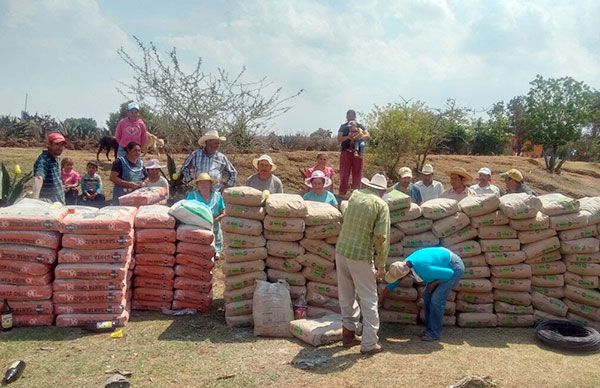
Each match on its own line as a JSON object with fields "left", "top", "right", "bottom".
{"left": 24, "top": 93, "right": 28, "bottom": 113}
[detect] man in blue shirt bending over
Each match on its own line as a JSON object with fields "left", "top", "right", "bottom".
{"left": 383, "top": 247, "right": 464, "bottom": 341}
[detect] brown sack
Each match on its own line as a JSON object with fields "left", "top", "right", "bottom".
{"left": 459, "top": 194, "right": 500, "bottom": 217}
{"left": 457, "top": 312, "right": 497, "bottom": 328}
{"left": 253, "top": 280, "right": 294, "bottom": 337}
{"left": 289, "top": 315, "right": 343, "bottom": 346}
{"left": 518, "top": 228, "right": 557, "bottom": 244}
{"left": 470, "top": 210, "right": 509, "bottom": 228}
{"left": 432, "top": 212, "right": 470, "bottom": 238}
{"left": 421, "top": 198, "right": 459, "bottom": 220}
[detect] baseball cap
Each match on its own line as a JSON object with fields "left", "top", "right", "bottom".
{"left": 500, "top": 169, "right": 524, "bottom": 183}
{"left": 47, "top": 132, "right": 67, "bottom": 144}
{"left": 127, "top": 102, "right": 140, "bottom": 112}
{"left": 478, "top": 167, "right": 492, "bottom": 176}
{"left": 420, "top": 164, "right": 434, "bottom": 175}
{"left": 398, "top": 167, "right": 413, "bottom": 179}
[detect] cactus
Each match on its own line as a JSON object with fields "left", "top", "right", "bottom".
{"left": 1, "top": 162, "right": 33, "bottom": 206}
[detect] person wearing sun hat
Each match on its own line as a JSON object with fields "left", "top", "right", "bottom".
{"left": 440, "top": 167, "right": 475, "bottom": 201}
{"left": 32, "top": 132, "right": 68, "bottom": 204}
{"left": 335, "top": 173, "right": 390, "bottom": 355}
{"left": 303, "top": 170, "right": 337, "bottom": 206}
{"left": 500, "top": 168, "right": 536, "bottom": 195}
{"left": 246, "top": 154, "right": 283, "bottom": 193}
{"left": 392, "top": 166, "right": 422, "bottom": 204}
{"left": 145, "top": 159, "right": 170, "bottom": 198}
{"left": 414, "top": 163, "right": 444, "bottom": 202}
{"left": 186, "top": 172, "right": 226, "bottom": 253}
{"left": 115, "top": 101, "right": 148, "bottom": 158}
{"left": 471, "top": 167, "right": 500, "bottom": 197}
{"left": 181, "top": 129, "right": 237, "bottom": 190}
{"left": 382, "top": 247, "right": 464, "bottom": 341}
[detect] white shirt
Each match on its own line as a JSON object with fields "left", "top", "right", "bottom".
{"left": 414, "top": 180, "right": 444, "bottom": 203}
{"left": 470, "top": 183, "right": 501, "bottom": 197}
{"left": 441, "top": 186, "right": 476, "bottom": 202}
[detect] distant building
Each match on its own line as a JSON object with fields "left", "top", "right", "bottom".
{"left": 511, "top": 136, "right": 543, "bottom": 158}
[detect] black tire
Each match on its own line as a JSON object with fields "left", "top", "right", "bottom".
{"left": 534, "top": 319, "right": 600, "bottom": 353}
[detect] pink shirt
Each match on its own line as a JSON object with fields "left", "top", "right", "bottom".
{"left": 115, "top": 118, "right": 148, "bottom": 148}
{"left": 61, "top": 169, "right": 80, "bottom": 186}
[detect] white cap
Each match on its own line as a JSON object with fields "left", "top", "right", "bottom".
{"left": 478, "top": 167, "right": 492, "bottom": 176}
{"left": 420, "top": 164, "right": 434, "bottom": 175}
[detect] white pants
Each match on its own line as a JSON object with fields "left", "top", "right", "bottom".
{"left": 335, "top": 253, "right": 380, "bottom": 351}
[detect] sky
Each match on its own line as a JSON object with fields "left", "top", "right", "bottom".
{"left": 0, "top": 0, "right": 599, "bottom": 134}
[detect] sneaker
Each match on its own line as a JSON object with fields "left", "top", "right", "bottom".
{"left": 360, "top": 344, "right": 382, "bottom": 355}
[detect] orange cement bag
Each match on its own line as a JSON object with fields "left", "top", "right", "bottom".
{"left": 470, "top": 210, "right": 509, "bottom": 228}
{"left": 134, "top": 205, "right": 176, "bottom": 229}
{"left": 0, "top": 198, "right": 68, "bottom": 231}
{"left": 118, "top": 187, "right": 167, "bottom": 206}
{"left": 173, "top": 277, "right": 212, "bottom": 293}
{"left": 459, "top": 194, "right": 500, "bottom": 217}
{"left": 299, "top": 239, "right": 335, "bottom": 261}
{"left": 135, "top": 229, "right": 176, "bottom": 243}
{"left": 221, "top": 260, "right": 266, "bottom": 276}
{"left": 524, "top": 249, "right": 562, "bottom": 265}
{"left": 0, "top": 272, "right": 52, "bottom": 286}
{"left": 564, "top": 272, "right": 599, "bottom": 289}
{"left": 530, "top": 261, "right": 566, "bottom": 276}
{"left": 559, "top": 226, "right": 598, "bottom": 241}
{"left": 402, "top": 231, "right": 439, "bottom": 248}
{"left": 223, "top": 232, "right": 266, "bottom": 248}
{"left": 457, "top": 313, "right": 497, "bottom": 328}
{"left": 62, "top": 231, "right": 134, "bottom": 250}
{"left": 390, "top": 203, "right": 422, "bottom": 223}
{"left": 176, "top": 225, "right": 214, "bottom": 244}
{"left": 518, "top": 228, "right": 557, "bottom": 244}
{"left": 395, "top": 218, "right": 432, "bottom": 236}
{"left": 447, "top": 240, "right": 481, "bottom": 258}
{"left": 491, "top": 277, "right": 531, "bottom": 292}
{"left": 0, "top": 260, "right": 51, "bottom": 276}
{"left": 462, "top": 266, "right": 491, "bottom": 279}
{"left": 55, "top": 310, "right": 130, "bottom": 327}
{"left": 52, "top": 289, "right": 127, "bottom": 304}
{"left": 175, "top": 254, "right": 214, "bottom": 271}
{"left": 221, "top": 247, "right": 267, "bottom": 263}
{"left": 494, "top": 301, "right": 533, "bottom": 314}
{"left": 456, "top": 301, "right": 493, "bottom": 313}
{"left": 0, "top": 284, "right": 53, "bottom": 300}
{"left": 265, "top": 256, "right": 302, "bottom": 273}
{"left": 490, "top": 264, "right": 532, "bottom": 279}
{"left": 522, "top": 237, "right": 561, "bottom": 259}
{"left": 485, "top": 251, "right": 527, "bottom": 266}
{"left": 225, "top": 204, "right": 266, "bottom": 221}
{"left": 480, "top": 239, "right": 520, "bottom": 252}
{"left": 132, "top": 300, "right": 172, "bottom": 311}
{"left": 176, "top": 242, "right": 215, "bottom": 259}
{"left": 0, "top": 244, "right": 57, "bottom": 265}
{"left": 456, "top": 292, "right": 494, "bottom": 304}
{"left": 224, "top": 285, "right": 255, "bottom": 304}
{"left": 9, "top": 300, "right": 53, "bottom": 315}
{"left": 13, "top": 314, "right": 54, "bottom": 327}
{"left": 267, "top": 269, "right": 307, "bottom": 286}
{"left": 441, "top": 225, "right": 478, "bottom": 247}
{"left": 173, "top": 289, "right": 212, "bottom": 305}
{"left": 135, "top": 242, "right": 176, "bottom": 255}
{"left": 266, "top": 240, "right": 305, "bottom": 259}
{"left": 462, "top": 255, "right": 487, "bottom": 267}
{"left": 499, "top": 193, "right": 542, "bottom": 220}
{"left": 531, "top": 274, "right": 564, "bottom": 288}
{"left": 432, "top": 212, "right": 470, "bottom": 238}
{"left": 133, "top": 287, "right": 173, "bottom": 302}
{"left": 221, "top": 216, "right": 263, "bottom": 236}
{"left": 134, "top": 254, "right": 175, "bottom": 267}
{"left": 263, "top": 215, "right": 305, "bottom": 233}
{"left": 223, "top": 186, "right": 266, "bottom": 206}
{"left": 224, "top": 271, "right": 266, "bottom": 291}
{"left": 304, "top": 201, "right": 342, "bottom": 226}
{"left": 174, "top": 265, "right": 212, "bottom": 282}
{"left": 493, "top": 290, "right": 531, "bottom": 306}
{"left": 561, "top": 238, "right": 599, "bottom": 254}
{"left": 531, "top": 291, "right": 567, "bottom": 317}
{"left": 263, "top": 230, "right": 304, "bottom": 242}
{"left": 0, "top": 230, "right": 61, "bottom": 249}
{"left": 134, "top": 276, "right": 174, "bottom": 290}
{"left": 60, "top": 206, "right": 136, "bottom": 234}
{"left": 134, "top": 265, "right": 174, "bottom": 280}
{"left": 172, "top": 295, "right": 212, "bottom": 312}
{"left": 54, "top": 263, "right": 130, "bottom": 281}
{"left": 265, "top": 193, "right": 307, "bottom": 218}
{"left": 304, "top": 223, "right": 341, "bottom": 240}
{"left": 54, "top": 302, "right": 127, "bottom": 315}
{"left": 478, "top": 226, "right": 517, "bottom": 240}
{"left": 550, "top": 211, "right": 589, "bottom": 231}
{"left": 296, "top": 253, "right": 335, "bottom": 272}
{"left": 538, "top": 193, "right": 579, "bottom": 216}
{"left": 58, "top": 247, "right": 132, "bottom": 264}
{"left": 421, "top": 198, "right": 458, "bottom": 220}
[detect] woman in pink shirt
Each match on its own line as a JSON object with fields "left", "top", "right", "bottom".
{"left": 60, "top": 157, "right": 80, "bottom": 205}
{"left": 305, "top": 152, "right": 336, "bottom": 192}
{"left": 115, "top": 101, "right": 148, "bottom": 157}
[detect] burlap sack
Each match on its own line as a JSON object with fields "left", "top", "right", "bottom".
{"left": 383, "top": 189, "right": 412, "bottom": 211}
{"left": 455, "top": 279, "right": 493, "bottom": 293}
{"left": 221, "top": 260, "right": 266, "bottom": 276}
{"left": 306, "top": 281, "right": 338, "bottom": 299}
{"left": 549, "top": 211, "right": 589, "bottom": 231}
{"left": 456, "top": 292, "right": 494, "bottom": 304}
{"left": 558, "top": 225, "right": 598, "bottom": 241}
{"left": 462, "top": 255, "right": 487, "bottom": 267}
{"left": 493, "top": 290, "right": 531, "bottom": 306}
{"left": 389, "top": 243, "right": 404, "bottom": 258}
{"left": 289, "top": 315, "right": 343, "bottom": 346}
{"left": 560, "top": 238, "right": 599, "bottom": 255}
{"left": 441, "top": 225, "right": 478, "bottom": 247}
{"left": 223, "top": 233, "right": 266, "bottom": 248}
{"left": 462, "top": 266, "right": 491, "bottom": 279}
{"left": 509, "top": 212, "right": 550, "bottom": 231}
{"left": 225, "top": 299, "right": 253, "bottom": 316}
{"left": 263, "top": 230, "right": 304, "bottom": 242}
{"left": 300, "top": 239, "right": 336, "bottom": 261}
{"left": 530, "top": 261, "right": 566, "bottom": 276}
{"left": 490, "top": 264, "right": 532, "bottom": 279}
{"left": 524, "top": 249, "right": 562, "bottom": 264}
{"left": 224, "top": 285, "right": 256, "bottom": 304}
{"left": 499, "top": 193, "right": 542, "bottom": 220}
{"left": 225, "top": 204, "right": 266, "bottom": 221}
{"left": 390, "top": 226, "right": 405, "bottom": 244}
{"left": 491, "top": 277, "right": 531, "bottom": 291}
{"left": 265, "top": 256, "right": 302, "bottom": 273}
{"left": 531, "top": 274, "right": 564, "bottom": 288}
{"left": 457, "top": 313, "right": 497, "bottom": 328}
{"left": 223, "top": 186, "right": 266, "bottom": 206}
{"left": 496, "top": 313, "right": 534, "bottom": 327}
{"left": 302, "top": 267, "right": 337, "bottom": 286}
{"left": 421, "top": 198, "right": 459, "bottom": 220}
{"left": 267, "top": 269, "right": 306, "bottom": 286}
{"left": 447, "top": 240, "right": 481, "bottom": 258}
{"left": 395, "top": 218, "right": 432, "bottom": 235}
{"left": 304, "top": 201, "right": 342, "bottom": 226}
{"left": 563, "top": 252, "right": 600, "bottom": 263}
{"left": 263, "top": 215, "right": 305, "bottom": 233}
{"left": 266, "top": 240, "right": 305, "bottom": 259}
{"left": 456, "top": 301, "right": 494, "bottom": 313}
{"left": 402, "top": 231, "right": 439, "bottom": 248}
{"left": 432, "top": 212, "right": 470, "bottom": 238}
{"left": 296, "top": 253, "right": 335, "bottom": 272}
{"left": 518, "top": 228, "right": 557, "bottom": 244}
{"left": 224, "top": 271, "right": 267, "bottom": 291}
{"left": 221, "top": 247, "right": 268, "bottom": 263}
{"left": 265, "top": 193, "right": 307, "bottom": 218}
{"left": 564, "top": 298, "right": 600, "bottom": 321}
{"left": 531, "top": 291, "right": 568, "bottom": 317}
{"left": 579, "top": 196, "right": 600, "bottom": 224}
{"left": 225, "top": 314, "right": 254, "bottom": 328}
{"left": 390, "top": 203, "right": 422, "bottom": 223}
{"left": 379, "top": 310, "right": 418, "bottom": 325}
{"left": 304, "top": 223, "right": 341, "bottom": 240}
{"left": 564, "top": 284, "right": 600, "bottom": 307}
{"left": 306, "top": 289, "right": 340, "bottom": 313}
{"left": 480, "top": 239, "right": 520, "bottom": 252}
{"left": 494, "top": 301, "right": 533, "bottom": 315}
{"left": 485, "top": 251, "right": 527, "bottom": 266}
{"left": 564, "top": 272, "right": 599, "bottom": 289}
{"left": 565, "top": 262, "right": 600, "bottom": 276}
{"left": 470, "top": 210, "right": 509, "bottom": 228}
{"left": 382, "top": 299, "right": 419, "bottom": 314}
{"left": 253, "top": 280, "right": 294, "bottom": 337}
{"left": 459, "top": 194, "right": 500, "bottom": 217}
{"left": 532, "top": 286, "right": 564, "bottom": 298}
{"left": 221, "top": 216, "right": 263, "bottom": 236}
{"left": 522, "top": 237, "right": 561, "bottom": 259}
{"left": 538, "top": 193, "right": 580, "bottom": 216}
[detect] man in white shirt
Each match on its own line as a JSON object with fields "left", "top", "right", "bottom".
{"left": 414, "top": 163, "right": 444, "bottom": 203}
{"left": 471, "top": 167, "right": 500, "bottom": 197}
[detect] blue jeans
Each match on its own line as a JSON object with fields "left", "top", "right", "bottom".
{"left": 423, "top": 253, "right": 464, "bottom": 339}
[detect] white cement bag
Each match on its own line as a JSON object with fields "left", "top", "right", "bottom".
{"left": 441, "top": 225, "right": 478, "bottom": 247}
{"left": 421, "top": 198, "right": 459, "bottom": 220}
{"left": 538, "top": 193, "right": 579, "bottom": 216}
{"left": 494, "top": 301, "right": 533, "bottom": 315}
{"left": 565, "top": 262, "right": 600, "bottom": 276}
{"left": 289, "top": 315, "right": 342, "bottom": 346}
{"left": 579, "top": 196, "right": 600, "bottom": 224}
{"left": 470, "top": 210, "right": 509, "bottom": 228}
{"left": 224, "top": 271, "right": 267, "bottom": 291}
{"left": 564, "top": 284, "right": 600, "bottom": 307}
{"left": 496, "top": 313, "right": 534, "bottom": 327}
{"left": 253, "top": 280, "right": 294, "bottom": 337}
{"left": 532, "top": 286, "right": 564, "bottom": 298}
{"left": 299, "top": 239, "right": 336, "bottom": 261}
{"left": 222, "top": 260, "right": 266, "bottom": 276}
{"left": 462, "top": 255, "right": 487, "bottom": 267}
{"left": 490, "top": 264, "right": 532, "bottom": 279}
{"left": 304, "top": 201, "right": 342, "bottom": 226}
{"left": 456, "top": 292, "right": 494, "bottom": 304}
{"left": 531, "top": 274, "right": 565, "bottom": 288}
{"left": 265, "top": 194, "right": 307, "bottom": 218}
{"left": 493, "top": 290, "right": 531, "bottom": 306}
{"left": 459, "top": 194, "right": 500, "bottom": 217}
{"left": 462, "top": 266, "right": 491, "bottom": 279}
{"left": 564, "top": 298, "right": 600, "bottom": 321}
{"left": 267, "top": 269, "right": 306, "bottom": 286}
{"left": 491, "top": 277, "right": 531, "bottom": 291}
{"left": 390, "top": 203, "right": 422, "bottom": 223}
{"left": 478, "top": 226, "right": 518, "bottom": 240}
{"left": 223, "top": 233, "right": 266, "bottom": 248}
{"left": 383, "top": 189, "right": 412, "bottom": 211}
{"left": 524, "top": 249, "right": 562, "bottom": 264}
{"left": 265, "top": 256, "right": 303, "bottom": 273}
{"left": 549, "top": 211, "right": 589, "bottom": 231}
{"left": 401, "top": 231, "right": 439, "bottom": 248}
{"left": 455, "top": 279, "right": 493, "bottom": 293}
{"left": 432, "top": 212, "right": 470, "bottom": 238}
{"left": 223, "top": 186, "right": 266, "bottom": 206}
{"left": 499, "top": 193, "right": 542, "bottom": 220}
{"left": 531, "top": 291, "right": 568, "bottom": 317}
{"left": 222, "top": 247, "right": 268, "bottom": 263}
{"left": 563, "top": 252, "right": 600, "bottom": 263}
{"left": 564, "top": 272, "right": 599, "bottom": 289}
{"left": 296, "top": 253, "right": 335, "bottom": 273}
{"left": 518, "top": 228, "right": 557, "bottom": 244}
{"left": 456, "top": 301, "right": 494, "bottom": 313}
{"left": 169, "top": 200, "right": 213, "bottom": 229}
{"left": 530, "top": 261, "right": 566, "bottom": 276}
{"left": 509, "top": 212, "right": 550, "bottom": 231}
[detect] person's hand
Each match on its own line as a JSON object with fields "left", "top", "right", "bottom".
{"left": 376, "top": 267, "right": 385, "bottom": 281}
{"left": 89, "top": 193, "right": 96, "bottom": 199}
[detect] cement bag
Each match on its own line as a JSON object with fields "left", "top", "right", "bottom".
{"left": 491, "top": 277, "right": 531, "bottom": 292}
{"left": 52, "top": 278, "right": 128, "bottom": 292}
{"left": 499, "top": 193, "right": 542, "bottom": 219}
{"left": 221, "top": 216, "right": 262, "bottom": 236}
{"left": 563, "top": 252, "right": 600, "bottom": 263}
{"left": 296, "top": 253, "right": 335, "bottom": 272}
{"left": 534, "top": 310, "right": 567, "bottom": 322}
{"left": 395, "top": 218, "right": 432, "bottom": 235}
{"left": 339, "top": 201, "right": 348, "bottom": 216}
{"left": 223, "top": 232, "right": 266, "bottom": 249}
{"left": 55, "top": 309, "right": 130, "bottom": 327}
{"left": 176, "top": 242, "right": 215, "bottom": 260}
{"left": 455, "top": 279, "right": 493, "bottom": 293}
{"left": 306, "top": 282, "right": 338, "bottom": 299}
{"left": 267, "top": 269, "right": 306, "bottom": 286}
{"left": 306, "top": 306, "right": 338, "bottom": 319}
{"left": 478, "top": 226, "right": 518, "bottom": 240}
{"left": 300, "top": 239, "right": 336, "bottom": 261}
{"left": 524, "top": 250, "right": 562, "bottom": 265}
{"left": 225, "top": 299, "right": 253, "bottom": 316}
{"left": 470, "top": 210, "right": 509, "bottom": 228}
{"left": 304, "top": 201, "right": 342, "bottom": 226}
{"left": 561, "top": 238, "right": 599, "bottom": 254}
{"left": 493, "top": 290, "right": 531, "bottom": 306}
{"left": 462, "top": 255, "right": 487, "bottom": 268}
{"left": 173, "top": 277, "right": 212, "bottom": 294}
{"left": 135, "top": 205, "right": 176, "bottom": 229}
{"left": 462, "top": 266, "right": 491, "bottom": 279}
{"left": 530, "top": 261, "right": 566, "bottom": 276}
{"left": 62, "top": 231, "right": 134, "bottom": 250}
{"left": 226, "top": 314, "right": 253, "bottom": 328}
{"left": 263, "top": 215, "right": 305, "bottom": 233}
{"left": 267, "top": 240, "right": 305, "bottom": 259}
{"left": 134, "top": 277, "right": 174, "bottom": 290}
{"left": 9, "top": 300, "right": 54, "bottom": 315}
{"left": 265, "top": 193, "right": 307, "bottom": 218}
{"left": 302, "top": 267, "right": 337, "bottom": 286}
{"left": 564, "top": 299, "right": 600, "bottom": 321}
{"left": 496, "top": 313, "right": 534, "bottom": 327}
{"left": 133, "top": 287, "right": 173, "bottom": 302}
{"left": 564, "top": 272, "right": 599, "bottom": 289}
{"left": 383, "top": 189, "right": 412, "bottom": 211}
{"left": 447, "top": 240, "right": 481, "bottom": 258}
{"left": 132, "top": 300, "right": 172, "bottom": 311}
{"left": 304, "top": 223, "right": 341, "bottom": 240}
{"left": 134, "top": 265, "right": 174, "bottom": 280}
{"left": 265, "top": 256, "right": 302, "bottom": 273}
{"left": 549, "top": 211, "right": 589, "bottom": 231}
{"left": 480, "top": 239, "right": 520, "bottom": 252}
{"left": 531, "top": 275, "right": 564, "bottom": 288}
{"left": 118, "top": 186, "right": 167, "bottom": 206}
{"left": 174, "top": 265, "right": 212, "bottom": 282}
{"left": 135, "top": 229, "right": 176, "bottom": 243}
{"left": 382, "top": 286, "right": 418, "bottom": 302}
{"left": 522, "top": 237, "right": 561, "bottom": 259}
{"left": 490, "top": 264, "right": 532, "bottom": 279}
{"left": 566, "top": 262, "right": 600, "bottom": 276}
{"left": 176, "top": 225, "right": 214, "bottom": 244}
{"left": 175, "top": 254, "right": 215, "bottom": 272}
{"left": 263, "top": 230, "right": 305, "bottom": 242}
{"left": 222, "top": 186, "right": 266, "bottom": 206}
{"left": 388, "top": 243, "right": 404, "bottom": 258}
{"left": 168, "top": 200, "right": 212, "bottom": 230}
{"left": 509, "top": 212, "right": 550, "bottom": 231}
{"left": 456, "top": 301, "right": 494, "bottom": 313}
{"left": 224, "top": 271, "right": 267, "bottom": 291}
{"left": 579, "top": 196, "right": 600, "bottom": 224}
{"left": 380, "top": 276, "right": 414, "bottom": 289}
{"left": 559, "top": 225, "right": 597, "bottom": 241}
{"left": 60, "top": 206, "right": 136, "bottom": 234}
{"left": 441, "top": 225, "right": 478, "bottom": 247}
{"left": 459, "top": 194, "right": 500, "bottom": 217}
{"left": 564, "top": 284, "right": 600, "bottom": 307}
{"left": 225, "top": 204, "right": 266, "bottom": 221}
{"left": 306, "top": 289, "right": 340, "bottom": 313}
{"left": 457, "top": 313, "right": 497, "bottom": 328}
{"left": 0, "top": 284, "right": 53, "bottom": 301}
{"left": 289, "top": 315, "right": 343, "bottom": 346}
{"left": 432, "top": 212, "right": 470, "bottom": 238}
{"left": 389, "top": 203, "right": 422, "bottom": 223}
{"left": 390, "top": 226, "right": 405, "bottom": 244}
{"left": 456, "top": 292, "right": 494, "bottom": 304}
{"left": 518, "top": 228, "right": 557, "bottom": 244}
{"left": 221, "top": 259, "right": 265, "bottom": 276}
{"left": 382, "top": 299, "right": 419, "bottom": 314}
{"left": 253, "top": 280, "right": 294, "bottom": 337}
{"left": 224, "top": 285, "right": 256, "bottom": 304}
{"left": 54, "top": 263, "right": 129, "bottom": 281}
{"left": 0, "top": 230, "right": 61, "bottom": 249}
{"left": 0, "top": 272, "right": 52, "bottom": 286}
{"left": 53, "top": 289, "right": 125, "bottom": 304}
{"left": 135, "top": 242, "right": 176, "bottom": 255}
{"left": 0, "top": 199, "right": 68, "bottom": 231}
{"left": 221, "top": 247, "right": 267, "bottom": 263}
{"left": 0, "top": 260, "right": 50, "bottom": 276}
{"left": 485, "top": 251, "right": 527, "bottom": 266}
{"left": 416, "top": 286, "right": 453, "bottom": 301}
{"left": 380, "top": 310, "right": 418, "bottom": 324}
{"left": 538, "top": 193, "right": 579, "bottom": 216}
{"left": 1, "top": 244, "right": 57, "bottom": 265}
{"left": 421, "top": 198, "right": 458, "bottom": 220}
{"left": 402, "top": 231, "right": 439, "bottom": 248}
{"left": 531, "top": 291, "right": 567, "bottom": 317}
{"left": 493, "top": 301, "right": 533, "bottom": 315}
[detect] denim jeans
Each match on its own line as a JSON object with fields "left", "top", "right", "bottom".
{"left": 423, "top": 253, "right": 464, "bottom": 339}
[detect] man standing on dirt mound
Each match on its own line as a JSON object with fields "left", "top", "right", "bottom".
{"left": 337, "top": 109, "right": 370, "bottom": 199}
{"left": 32, "top": 132, "right": 67, "bottom": 204}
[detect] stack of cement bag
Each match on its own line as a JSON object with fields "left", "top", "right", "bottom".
{"left": 221, "top": 186, "right": 267, "bottom": 327}
{"left": 0, "top": 199, "right": 68, "bottom": 327}
{"left": 55, "top": 206, "right": 136, "bottom": 327}
{"left": 132, "top": 205, "right": 176, "bottom": 311}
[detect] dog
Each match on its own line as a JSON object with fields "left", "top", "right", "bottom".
{"left": 97, "top": 135, "right": 118, "bottom": 161}
{"left": 143, "top": 132, "right": 166, "bottom": 157}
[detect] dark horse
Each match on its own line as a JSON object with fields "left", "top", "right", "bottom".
{"left": 96, "top": 135, "right": 119, "bottom": 161}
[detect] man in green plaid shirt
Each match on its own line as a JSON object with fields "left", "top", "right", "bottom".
{"left": 336, "top": 173, "right": 390, "bottom": 355}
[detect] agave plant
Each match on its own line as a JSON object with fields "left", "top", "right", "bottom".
{"left": 1, "top": 162, "right": 33, "bottom": 206}
{"left": 161, "top": 152, "right": 187, "bottom": 202}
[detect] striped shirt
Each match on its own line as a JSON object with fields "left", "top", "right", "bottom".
{"left": 336, "top": 189, "right": 390, "bottom": 269}
{"left": 33, "top": 150, "right": 65, "bottom": 204}
{"left": 81, "top": 173, "right": 103, "bottom": 195}
{"left": 181, "top": 149, "right": 237, "bottom": 189}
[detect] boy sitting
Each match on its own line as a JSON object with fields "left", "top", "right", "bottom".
{"left": 79, "top": 160, "right": 105, "bottom": 207}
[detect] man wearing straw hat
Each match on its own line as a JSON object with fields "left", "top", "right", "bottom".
{"left": 246, "top": 154, "right": 283, "bottom": 193}
{"left": 414, "top": 163, "right": 444, "bottom": 202}
{"left": 441, "top": 167, "right": 475, "bottom": 201}
{"left": 181, "top": 130, "right": 237, "bottom": 190}
{"left": 335, "top": 173, "right": 390, "bottom": 355}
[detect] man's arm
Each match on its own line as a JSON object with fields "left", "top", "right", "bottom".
{"left": 337, "top": 124, "right": 350, "bottom": 143}
{"left": 31, "top": 176, "right": 43, "bottom": 199}
{"left": 223, "top": 156, "right": 237, "bottom": 188}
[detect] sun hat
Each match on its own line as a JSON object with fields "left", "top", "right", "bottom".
{"left": 448, "top": 167, "right": 472, "bottom": 183}
{"left": 198, "top": 130, "right": 227, "bottom": 147}
{"left": 361, "top": 173, "right": 389, "bottom": 191}
{"left": 305, "top": 170, "right": 332, "bottom": 188}
{"left": 420, "top": 164, "right": 434, "bottom": 175}
{"left": 252, "top": 154, "right": 277, "bottom": 171}
{"left": 145, "top": 159, "right": 166, "bottom": 170}
{"left": 478, "top": 167, "right": 492, "bottom": 176}
{"left": 500, "top": 169, "right": 524, "bottom": 183}
{"left": 398, "top": 167, "right": 413, "bottom": 179}
{"left": 193, "top": 172, "right": 216, "bottom": 184}
{"left": 47, "top": 132, "right": 67, "bottom": 144}
{"left": 127, "top": 102, "right": 140, "bottom": 112}
{"left": 384, "top": 261, "right": 411, "bottom": 283}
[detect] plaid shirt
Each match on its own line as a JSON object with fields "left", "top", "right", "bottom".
{"left": 33, "top": 150, "right": 65, "bottom": 204}
{"left": 336, "top": 189, "right": 390, "bottom": 268}
{"left": 181, "top": 149, "right": 237, "bottom": 188}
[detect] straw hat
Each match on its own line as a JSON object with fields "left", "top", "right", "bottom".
{"left": 384, "top": 261, "right": 411, "bottom": 283}
{"left": 193, "top": 172, "right": 216, "bottom": 184}
{"left": 305, "top": 170, "right": 332, "bottom": 188}
{"left": 398, "top": 167, "right": 413, "bottom": 179}
{"left": 145, "top": 159, "right": 166, "bottom": 169}
{"left": 500, "top": 169, "right": 524, "bottom": 183}
{"left": 198, "top": 130, "right": 226, "bottom": 146}
{"left": 361, "top": 173, "right": 390, "bottom": 191}
{"left": 252, "top": 154, "right": 277, "bottom": 171}
{"left": 448, "top": 167, "right": 472, "bottom": 183}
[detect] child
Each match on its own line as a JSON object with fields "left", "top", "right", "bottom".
{"left": 80, "top": 160, "right": 105, "bottom": 207}
{"left": 305, "top": 152, "right": 335, "bottom": 192}
{"left": 145, "top": 159, "right": 170, "bottom": 199}
{"left": 186, "top": 173, "right": 226, "bottom": 254}
{"left": 348, "top": 120, "right": 366, "bottom": 158}
{"left": 60, "top": 157, "right": 80, "bottom": 205}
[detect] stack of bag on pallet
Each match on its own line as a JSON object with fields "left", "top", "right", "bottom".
{"left": 0, "top": 199, "right": 68, "bottom": 327}
{"left": 54, "top": 206, "right": 137, "bottom": 327}
{"left": 221, "top": 187, "right": 267, "bottom": 327}
{"left": 132, "top": 205, "right": 176, "bottom": 311}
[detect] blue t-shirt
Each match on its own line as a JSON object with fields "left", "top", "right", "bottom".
{"left": 186, "top": 190, "right": 225, "bottom": 218}
{"left": 387, "top": 247, "right": 454, "bottom": 290}
{"left": 303, "top": 191, "right": 338, "bottom": 206}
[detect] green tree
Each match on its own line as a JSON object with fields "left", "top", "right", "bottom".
{"left": 507, "top": 96, "right": 529, "bottom": 155}
{"left": 60, "top": 117, "right": 103, "bottom": 140}
{"left": 470, "top": 102, "right": 512, "bottom": 155}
